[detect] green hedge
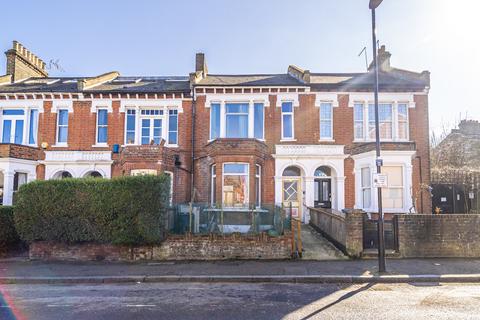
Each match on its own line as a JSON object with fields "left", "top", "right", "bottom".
{"left": 14, "top": 175, "right": 170, "bottom": 245}
{"left": 0, "top": 206, "right": 19, "bottom": 250}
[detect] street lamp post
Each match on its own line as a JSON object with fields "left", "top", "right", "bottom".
{"left": 369, "top": 0, "right": 386, "bottom": 273}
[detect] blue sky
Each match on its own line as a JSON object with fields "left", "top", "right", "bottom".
{"left": 1, "top": 0, "right": 479, "bottom": 135}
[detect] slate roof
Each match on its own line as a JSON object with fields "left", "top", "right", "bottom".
{"left": 195, "top": 74, "right": 304, "bottom": 87}
{"left": 0, "top": 76, "right": 191, "bottom": 94}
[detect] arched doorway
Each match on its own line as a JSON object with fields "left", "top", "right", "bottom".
{"left": 84, "top": 171, "right": 103, "bottom": 178}
{"left": 282, "top": 165, "right": 302, "bottom": 218}
{"left": 314, "top": 166, "right": 332, "bottom": 208}
{"left": 52, "top": 171, "right": 73, "bottom": 179}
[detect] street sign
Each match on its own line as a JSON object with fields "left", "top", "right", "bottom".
{"left": 376, "top": 158, "right": 383, "bottom": 167}
{"left": 372, "top": 173, "right": 388, "bottom": 188}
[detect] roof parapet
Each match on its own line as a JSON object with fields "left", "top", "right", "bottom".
{"left": 0, "top": 74, "right": 12, "bottom": 86}
{"left": 77, "top": 71, "right": 120, "bottom": 91}
{"left": 287, "top": 65, "right": 310, "bottom": 84}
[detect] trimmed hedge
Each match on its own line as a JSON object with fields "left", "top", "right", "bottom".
{"left": 0, "top": 206, "right": 19, "bottom": 250}
{"left": 14, "top": 175, "right": 170, "bottom": 245}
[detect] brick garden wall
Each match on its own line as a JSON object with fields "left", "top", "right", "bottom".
{"left": 29, "top": 233, "right": 291, "bottom": 261}
{"left": 396, "top": 214, "right": 480, "bottom": 258}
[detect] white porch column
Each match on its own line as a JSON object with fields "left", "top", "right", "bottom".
{"left": 405, "top": 163, "right": 414, "bottom": 212}
{"left": 220, "top": 102, "right": 226, "bottom": 138}
{"left": 2, "top": 171, "right": 15, "bottom": 205}
{"left": 248, "top": 101, "right": 254, "bottom": 138}
{"left": 304, "top": 176, "right": 315, "bottom": 223}
{"left": 274, "top": 176, "right": 282, "bottom": 206}
{"left": 336, "top": 176, "right": 346, "bottom": 211}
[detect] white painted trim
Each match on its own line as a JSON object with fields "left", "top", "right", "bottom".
{"left": 51, "top": 100, "right": 73, "bottom": 113}
{"left": 347, "top": 93, "right": 416, "bottom": 108}
{"left": 0, "top": 100, "right": 44, "bottom": 112}
{"left": 119, "top": 99, "right": 184, "bottom": 113}
{"left": 90, "top": 100, "right": 113, "bottom": 113}
{"left": 204, "top": 93, "right": 270, "bottom": 108}
{"left": 315, "top": 93, "right": 339, "bottom": 107}
{"left": 276, "top": 93, "right": 300, "bottom": 108}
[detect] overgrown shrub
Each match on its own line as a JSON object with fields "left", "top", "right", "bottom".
{"left": 0, "top": 206, "right": 19, "bottom": 250}
{"left": 14, "top": 175, "right": 170, "bottom": 245}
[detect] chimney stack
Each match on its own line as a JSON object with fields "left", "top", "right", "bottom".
{"left": 195, "top": 52, "right": 208, "bottom": 76}
{"left": 368, "top": 45, "right": 392, "bottom": 72}
{"left": 5, "top": 40, "right": 48, "bottom": 81}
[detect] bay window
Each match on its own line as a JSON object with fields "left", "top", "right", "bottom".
{"left": 319, "top": 102, "right": 333, "bottom": 140}
{"left": 281, "top": 102, "right": 294, "bottom": 139}
{"left": 354, "top": 102, "right": 408, "bottom": 141}
{"left": 381, "top": 166, "right": 404, "bottom": 209}
{"left": 222, "top": 163, "right": 249, "bottom": 207}
{"left": 209, "top": 102, "right": 265, "bottom": 140}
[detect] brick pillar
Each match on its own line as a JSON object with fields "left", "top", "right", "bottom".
{"left": 345, "top": 210, "right": 364, "bottom": 257}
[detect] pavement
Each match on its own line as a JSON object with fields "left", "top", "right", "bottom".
{"left": 1, "top": 258, "right": 480, "bottom": 284}
{"left": 2, "top": 282, "right": 480, "bottom": 320}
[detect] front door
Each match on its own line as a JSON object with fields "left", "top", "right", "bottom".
{"left": 314, "top": 178, "right": 332, "bottom": 208}
{"left": 282, "top": 179, "right": 302, "bottom": 218}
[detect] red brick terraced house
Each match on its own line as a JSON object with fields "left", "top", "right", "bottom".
{"left": 0, "top": 41, "right": 431, "bottom": 221}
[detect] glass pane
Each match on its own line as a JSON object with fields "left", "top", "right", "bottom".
{"left": 254, "top": 103, "right": 264, "bottom": 139}
{"left": 127, "top": 113, "right": 136, "bottom": 130}
{"left": 320, "top": 103, "right": 332, "bottom": 119}
{"left": 29, "top": 109, "right": 38, "bottom": 144}
{"left": 126, "top": 132, "right": 135, "bottom": 144}
{"left": 2, "top": 120, "right": 11, "bottom": 143}
{"left": 58, "top": 110, "right": 68, "bottom": 125}
{"left": 141, "top": 137, "right": 150, "bottom": 145}
{"left": 398, "top": 104, "right": 408, "bottom": 120}
{"left": 224, "top": 163, "right": 248, "bottom": 174}
{"left": 98, "top": 127, "right": 107, "bottom": 143}
{"left": 383, "top": 166, "right": 403, "bottom": 187}
{"left": 320, "top": 120, "right": 332, "bottom": 139}
{"left": 3, "top": 110, "right": 24, "bottom": 116}
{"left": 379, "top": 104, "right": 392, "bottom": 121}
{"left": 226, "top": 103, "right": 248, "bottom": 113}
{"left": 315, "top": 166, "right": 331, "bottom": 177}
{"left": 223, "top": 175, "right": 248, "bottom": 207}
{"left": 168, "top": 113, "right": 177, "bottom": 131}
{"left": 282, "top": 114, "right": 293, "bottom": 138}
{"left": 354, "top": 122, "right": 364, "bottom": 139}
{"left": 283, "top": 166, "right": 301, "bottom": 177}
{"left": 226, "top": 114, "right": 248, "bottom": 138}
{"left": 354, "top": 104, "right": 363, "bottom": 121}
{"left": 361, "top": 167, "right": 371, "bottom": 187}
{"left": 281, "top": 102, "right": 293, "bottom": 113}
{"left": 382, "top": 188, "right": 403, "bottom": 209}
{"left": 98, "top": 110, "right": 108, "bottom": 125}
{"left": 380, "top": 122, "right": 393, "bottom": 139}
{"left": 168, "top": 132, "right": 177, "bottom": 144}
{"left": 398, "top": 122, "right": 408, "bottom": 139}
{"left": 322, "top": 181, "right": 329, "bottom": 200}
{"left": 362, "top": 189, "right": 371, "bottom": 208}
{"left": 283, "top": 181, "right": 298, "bottom": 201}
{"left": 58, "top": 127, "right": 68, "bottom": 143}
{"left": 210, "top": 103, "right": 220, "bottom": 139}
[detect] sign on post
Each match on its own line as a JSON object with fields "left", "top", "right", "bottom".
{"left": 372, "top": 173, "right": 388, "bottom": 188}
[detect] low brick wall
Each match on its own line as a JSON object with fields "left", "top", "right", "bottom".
{"left": 397, "top": 214, "right": 480, "bottom": 258}
{"left": 29, "top": 233, "right": 291, "bottom": 261}
{"left": 309, "top": 207, "right": 364, "bottom": 257}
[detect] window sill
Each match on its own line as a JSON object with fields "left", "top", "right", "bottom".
{"left": 51, "top": 143, "right": 68, "bottom": 148}
{"left": 318, "top": 139, "right": 335, "bottom": 143}
{"left": 280, "top": 139, "right": 297, "bottom": 142}
{"left": 353, "top": 139, "right": 411, "bottom": 143}
{"left": 92, "top": 144, "right": 109, "bottom": 148}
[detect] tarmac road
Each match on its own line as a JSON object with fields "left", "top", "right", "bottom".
{"left": 1, "top": 282, "right": 480, "bottom": 320}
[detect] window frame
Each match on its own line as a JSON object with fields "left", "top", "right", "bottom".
{"left": 281, "top": 102, "right": 295, "bottom": 140}
{"left": 168, "top": 109, "right": 179, "bottom": 145}
{"left": 28, "top": 109, "right": 39, "bottom": 146}
{"left": 360, "top": 167, "right": 371, "bottom": 209}
{"left": 56, "top": 109, "right": 69, "bottom": 145}
{"left": 255, "top": 164, "right": 261, "bottom": 208}
{"left": 353, "top": 102, "right": 409, "bottom": 142}
{"left": 95, "top": 108, "right": 109, "bottom": 145}
{"left": 319, "top": 102, "right": 333, "bottom": 140}
{"left": 222, "top": 162, "right": 249, "bottom": 208}
{"left": 381, "top": 166, "right": 405, "bottom": 210}
{"left": 210, "top": 103, "right": 221, "bottom": 140}
{"left": 225, "top": 103, "right": 249, "bottom": 138}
